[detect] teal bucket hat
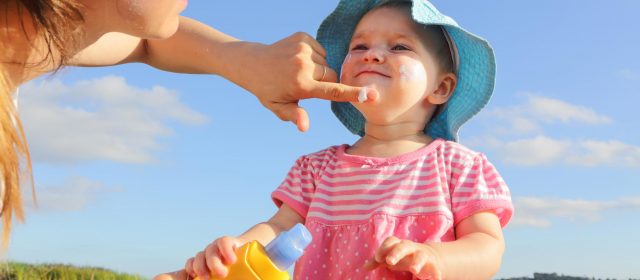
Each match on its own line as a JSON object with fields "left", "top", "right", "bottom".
{"left": 317, "top": 0, "right": 496, "bottom": 142}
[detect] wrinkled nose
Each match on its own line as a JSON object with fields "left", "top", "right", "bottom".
{"left": 363, "top": 48, "right": 384, "bottom": 63}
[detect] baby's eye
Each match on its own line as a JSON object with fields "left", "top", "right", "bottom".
{"left": 391, "top": 44, "right": 411, "bottom": 51}
{"left": 351, "top": 44, "right": 368, "bottom": 51}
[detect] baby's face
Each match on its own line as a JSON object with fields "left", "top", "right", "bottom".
{"left": 341, "top": 7, "right": 442, "bottom": 127}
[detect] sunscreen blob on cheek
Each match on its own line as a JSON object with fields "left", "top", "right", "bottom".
{"left": 399, "top": 62, "right": 427, "bottom": 83}
{"left": 398, "top": 61, "right": 429, "bottom": 98}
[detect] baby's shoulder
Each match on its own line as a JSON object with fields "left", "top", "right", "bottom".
{"left": 438, "top": 140, "right": 480, "bottom": 156}
{"left": 433, "top": 140, "right": 484, "bottom": 165}
{"left": 295, "top": 144, "right": 344, "bottom": 165}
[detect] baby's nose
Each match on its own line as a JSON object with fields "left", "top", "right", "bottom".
{"left": 363, "top": 48, "right": 385, "bottom": 63}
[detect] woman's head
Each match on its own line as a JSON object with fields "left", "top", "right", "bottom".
{"left": 0, "top": 0, "right": 188, "bottom": 246}
{"left": 9, "top": 0, "right": 187, "bottom": 68}
{"left": 339, "top": 2, "right": 457, "bottom": 130}
{"left": 0, "top": 0, "right": 73, "bottom": 247}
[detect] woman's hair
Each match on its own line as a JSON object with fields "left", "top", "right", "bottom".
{"left": 0, "top": 0, "right": 84, "bottom": 247}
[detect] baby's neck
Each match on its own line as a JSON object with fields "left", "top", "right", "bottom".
{"left": 348, "top": 122, "right": 433, "bottom": 158}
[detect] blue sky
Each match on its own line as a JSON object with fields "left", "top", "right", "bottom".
{"left": 8, "top": 1, "right": 640, "bottom": 279}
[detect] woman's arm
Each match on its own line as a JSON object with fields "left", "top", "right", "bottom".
{"left": 69, "top": 16, "right": 377, "bottom": 132}
{"left": 68, "top": 17, "right": 235, "bottom": 73}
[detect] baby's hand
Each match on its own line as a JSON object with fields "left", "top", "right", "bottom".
{"left": 364, "top": 236, "right": 443, "bottom": 280}
{"left": 184, "top": 236, "right": 247, "bottom": 280}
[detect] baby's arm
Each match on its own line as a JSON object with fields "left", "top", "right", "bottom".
{"left": 232, "top": 203, "right": 304, "bottom": 247}
{"left": 367, "top": 211, "right": 505, "bottom": 279}
{"left": 185, "top": 204, "right": 304, "bottom": 280}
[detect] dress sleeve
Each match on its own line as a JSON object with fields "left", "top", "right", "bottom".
{"left": 271, "top": 155, "right": 317, "bottom": 219}
{"left": 450, "top": 153, "right": 513, "bottom": 227}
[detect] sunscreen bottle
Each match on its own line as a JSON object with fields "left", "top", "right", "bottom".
{"left": 196, "top": 223, "right": 311, "bottom": 280}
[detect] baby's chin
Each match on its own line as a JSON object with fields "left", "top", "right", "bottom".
{"left": 343, "top": 81, "right": 386, "bottom": 95}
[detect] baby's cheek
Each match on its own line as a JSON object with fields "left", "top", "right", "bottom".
{"left": 398, "top": 60, "right": 428, "bottom": 83}
{"left": 396, "top": 60, "right": 429, "bottom": 96}
{"left": 339, "top": 54, "right": 353, "bottom": 83}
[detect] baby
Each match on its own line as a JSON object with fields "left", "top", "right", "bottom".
{"left": 165, "top": 0, "right": 513, "bottom": 279}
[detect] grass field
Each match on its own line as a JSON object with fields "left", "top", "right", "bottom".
{"left": 0, "top": 262, "right": 145, "bottom": 280}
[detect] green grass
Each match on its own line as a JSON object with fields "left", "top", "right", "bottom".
{"left": 0, "top": 262, "right": 146, "bottom": 280}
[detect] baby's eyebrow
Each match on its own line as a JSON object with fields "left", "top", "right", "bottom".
{"left": 350, "top": 32, "right": 367, "bottom": 42}
{"left": 350, "top": 30, "right": 418, "bottom": 43}
{"left": 391, "top": 33, "right": 417, "bottom": 43}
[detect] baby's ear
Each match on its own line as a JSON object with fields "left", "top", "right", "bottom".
{"left": 427, "top": 73, "right": 457, "bottom": 105}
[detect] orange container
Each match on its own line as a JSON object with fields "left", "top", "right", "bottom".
{"left": 195, "top": 241, "right": 290, "bottom": 280}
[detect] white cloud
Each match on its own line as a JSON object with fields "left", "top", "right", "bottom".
{"left": 511, "top": 196, "right": 640, "bottom": 228}
{"left": 484, "top": 136, "right": 640, "bottom": 167}
{"left": 19, "top": 76, "right": 208, "bottom": 164}
{"left": 617, "top": 68, "right": 640, "bottom": 81}
{"left": 24, "top": 176, "right": 120, "bottom": 212}
{"left": 527, "top": 95, "right": 611, "bottom": 125}
{"left": 508, "top": 117, "right": 540, "bottom": 134}
{"left": 567, "top": 140, "right": 640, "bottom": 167}
{"left": 474, "top": 94, "right": 640, "bottom": 167}
{"left": 487, "top": 94, "right": 611, "bottom": 136}
{"left": 499, "top": 136, "right": 572, "bottom": 166}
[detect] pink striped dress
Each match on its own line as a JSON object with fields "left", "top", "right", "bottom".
{"left": 272, "top": 139, "right": 513, "bottom": 279}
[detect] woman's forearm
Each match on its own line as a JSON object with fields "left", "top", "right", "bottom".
{"left": 142, "top": 16, "right": 241, "bottom": 75}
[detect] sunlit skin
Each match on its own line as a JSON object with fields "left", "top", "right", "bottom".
{"left": 341, "top": 8, "right": 435, "bottom": 128}
{"left": 107, "top": 0, "right": 188, "bottom": 39}
{"left": 341, "top": 7, "right": 456, "bottom": 158}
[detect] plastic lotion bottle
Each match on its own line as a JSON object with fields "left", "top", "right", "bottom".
{"left": 197, "top": 223, "right": 312, "bottom": 280}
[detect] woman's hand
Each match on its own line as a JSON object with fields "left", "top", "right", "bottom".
{"left": 364, "top": 236, "right": 443, "bottom": 280}
{"left": 68, "top": 17, "right": 379, "bottom": 132}
{"left": 221, "top": 32, "right": 378, "bottom": 132}
{"left": 184, "top": 236, "right": 248, "bottom": 280}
